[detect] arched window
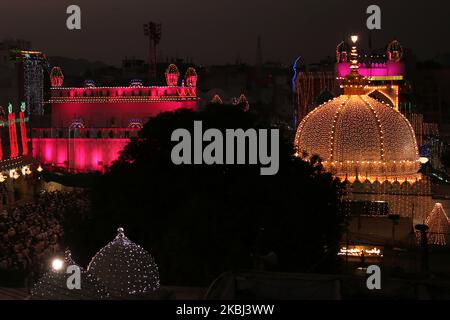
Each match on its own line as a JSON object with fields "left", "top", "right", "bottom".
{"left": 70, "top": 119, "right": 85, "bottom": 129}
{"left": 128, "top": 119, "right": 143, "bottom": 129}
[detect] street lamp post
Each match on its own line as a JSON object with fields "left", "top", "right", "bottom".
{"left": 415, "top": 224, "right": 430, "bottom": 276}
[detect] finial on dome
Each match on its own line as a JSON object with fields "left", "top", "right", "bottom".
{"left": 349, "top": 35, "right": 359, "bottom": 75}
{"left": 117, "top": 227, "right": 125, "bottom": 237}
{"left": 342, "top": 34, "right": 368, "bottom": 95}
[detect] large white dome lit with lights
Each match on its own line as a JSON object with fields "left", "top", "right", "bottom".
{"left": 295, "top": 94, "right": 420, "bottom": 182}
{"left": 294, "top": 37, "right": 420, "bottom": 183}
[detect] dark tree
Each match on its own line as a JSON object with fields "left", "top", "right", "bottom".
{"left": 441, "top": 146, "right": 450, "bottom": 172}
{"left": 69, "top": 104, "right": 346, "bottom": 286}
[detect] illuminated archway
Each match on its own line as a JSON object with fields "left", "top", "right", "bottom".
{"left": 70, "top": 119, "right": 85, "bottom": 129}
{"left": 367, "top": 87, "right": 399, "bottom": 109}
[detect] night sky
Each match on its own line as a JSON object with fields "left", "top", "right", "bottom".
{"left": 1, "top": 0, "right": 449, "bottom": 66}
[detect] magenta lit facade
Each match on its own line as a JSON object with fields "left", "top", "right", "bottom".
{"left": 337, "top": 61, "right": 404, "bottom": 78}
{"left": 33, "top": 65, "right": 199, "bottom": 172}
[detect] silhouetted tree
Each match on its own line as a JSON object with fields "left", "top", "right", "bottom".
{"left": 69, "top": 104, "right": 346, "bottom": 286}
{"left": 441, "top": 146, "right": 450, "bottom": 172}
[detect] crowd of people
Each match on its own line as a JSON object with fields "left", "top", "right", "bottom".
{"left": 0, "top": 191, "right": 90, "bottom": 284}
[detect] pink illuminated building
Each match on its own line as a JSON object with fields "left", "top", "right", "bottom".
{"left": 33, "top": 64, "right": 199, "bottom": 172}
{"left": 336, "top": 39, "right": 404, "bottom": 110}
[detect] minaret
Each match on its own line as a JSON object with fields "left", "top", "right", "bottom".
{"left": 255, "top": 35, "right": 263, "bottom": 86}
{"left": 8, "top": 103, "right": 19, "bottom": 158}
{"left": 19, "top": 102, "right": 28, "bottom": 156}
{"left": 256, "top": 35, "right": 263, "bottom": 67}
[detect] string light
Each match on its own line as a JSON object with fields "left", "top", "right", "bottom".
{"left": 234, "top": 94, "right": 250, "bottom": 111}
{"left": 211, "top": 94, "right": 223, "bottom": 104}
{"left": 338, "top": 246, "right": 383, "bottom": 257}
{"left": 21, "top": 166, "right": 32, "bottom": 175}
{"left": 48, "top": 97, "right": 199, "bottom": 103}
{"left": 19, "top": 103, "right": 29, "bottom": 156}
{"left": 425, "top": 203, "right": 450, "bottom": 246}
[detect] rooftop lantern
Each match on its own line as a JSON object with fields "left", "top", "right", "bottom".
{"left": 165, "top": 64, "right": 180, "bottom": 86}
{"left": 50, "top": 66, "right": 64, "bottom": 88}
{"left": 387, "top": 40, "right": 403, "bottom": 62}
{"left": 83, "top": 80, "right": 97, "bottom": 88}
{"left": 185, "top": 67, "right": 198, "bottom": 87}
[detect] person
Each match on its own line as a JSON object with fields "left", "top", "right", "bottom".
{"left": 360, "top": 251, "right": 366, "bottom": 269}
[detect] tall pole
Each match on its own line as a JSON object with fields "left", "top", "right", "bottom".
{"left": 415, "top": 224, "right": 429, "bottom": 276}
{"left": 143, "top": 22, "right": 162, "bottom": 84}
{"left": 292, "top": 56, "right": 301, "bottom": 129}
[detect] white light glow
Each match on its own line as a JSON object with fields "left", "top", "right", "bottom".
{"left": 52, "top": 258, "right": 64, "bottom": 271}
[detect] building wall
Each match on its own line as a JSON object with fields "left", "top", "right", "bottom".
{"left": 51, "top": 100, "right": 198, "bottom": 128}
{"left": 32, "top": 138, "right": 130, "bottom": 172}
{"left": 345, "top": 176, "right": 435, "bottom": 225}
{"left": 349, "top": 192, "right": 434, "bottom": 226}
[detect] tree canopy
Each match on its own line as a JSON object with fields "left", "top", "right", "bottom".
{"left": 66, "top": 104, "right": 346, "bottom": 286}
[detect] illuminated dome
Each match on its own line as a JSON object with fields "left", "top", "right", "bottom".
{"left": 31, "top": 250, "right": 109, "bottom": 300}
{"left": 295, "top": 94, "right": 420, "bottom": 182}
{"left": 87, "top": 228, "right": 160, "bottom": 299}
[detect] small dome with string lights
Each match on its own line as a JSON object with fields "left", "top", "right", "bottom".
{"left": 295, "top": 36, "right": 420, "bottom": 183}
{"left": 31, "top": 250, "right": 109, "bottom": 300}
{"left": 87, "top": 228, "right": 160, "bottom": 299}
